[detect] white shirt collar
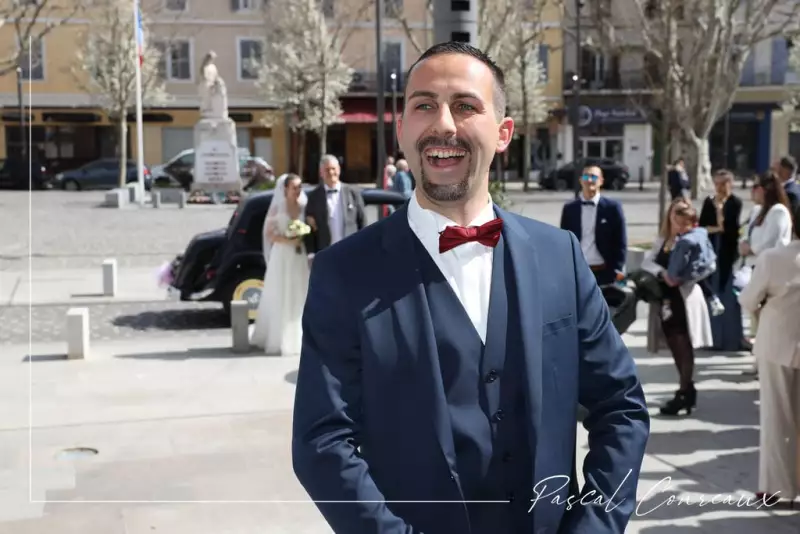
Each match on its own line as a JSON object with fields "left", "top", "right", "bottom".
{"left": 581, "top": 194, "right": 600, "bottom": 206}
{"left": 408, "top": 192, "right": 495, "bottom": 237}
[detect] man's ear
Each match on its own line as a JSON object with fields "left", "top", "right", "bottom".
{"left": 496, "top": 117, "right": 514, "bottom": 153}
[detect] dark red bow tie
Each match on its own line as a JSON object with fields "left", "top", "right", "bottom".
{"left": 438, "top": 218, "right": 503, "bottom": 253}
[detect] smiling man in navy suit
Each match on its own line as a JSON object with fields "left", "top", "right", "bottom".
{"left": 559, "top": 166, "right": 628, "bottom": 286}
{"left": 292, "top": 41, "right": 649, "bottom": 534}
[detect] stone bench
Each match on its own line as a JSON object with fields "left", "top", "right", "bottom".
{"left": 104, "top": 188, "right": 128, "bottom": 208}
{"left": 151, "top": 188, "right": 187, "bottom": 207}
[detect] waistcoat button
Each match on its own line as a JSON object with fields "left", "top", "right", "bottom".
{"left": 492, "top": 409, "right": 505, "bottom": 422}
{"left": 485, "top": 369, "right": 499, "bottom": 383}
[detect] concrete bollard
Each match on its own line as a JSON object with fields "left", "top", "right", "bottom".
{"left": 153, "top": 191, "right": 162, "bottom": 208}
{"left": 230, "top": 300, "right": 251, "bottom": 353}
{"left": 66, "top": 308, "right": 90, "bottom": 360}
{"left": 178, "top": 191, "right": 187, "bottom": 209}
{"left": 102, "top": 258, "right": 117, "bottom": 297}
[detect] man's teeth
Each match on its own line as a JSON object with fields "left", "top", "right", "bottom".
{"left": 428, "top": 149, "right": 466, "bottom": 159}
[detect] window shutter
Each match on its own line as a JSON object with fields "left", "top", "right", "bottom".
{"left": 231, "top": 0, "right": 239, "bottom": 11}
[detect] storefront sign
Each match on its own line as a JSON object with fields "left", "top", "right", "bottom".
{"left": 578, "top": 106, "right": 648, "bottom": 126}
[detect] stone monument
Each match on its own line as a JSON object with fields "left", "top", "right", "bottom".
{"left": 193, "top": 51, "right": 241, "bottom": 195}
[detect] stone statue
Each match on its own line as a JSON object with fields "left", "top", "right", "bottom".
{"left": 199, "top": 51, "right": 228, "bottom": 119}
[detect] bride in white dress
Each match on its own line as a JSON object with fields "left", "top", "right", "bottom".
{"left": 250, "top": 174, "right": 310, "bottom": 355}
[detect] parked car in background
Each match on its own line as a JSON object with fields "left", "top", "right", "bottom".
{"left": 541, "top": 158, "right": 630, "bottom": 191}
{"left": 152, "top": 148, "right": 251, "bottom": 191}
{"left": 167, "top": 187, "right": 407, "bottom": 320}
{"left": 0, "top": 157, "right": 53, "bottom": 190}
{"left": 55, "top": 159, "right": 152, "bottom": 191}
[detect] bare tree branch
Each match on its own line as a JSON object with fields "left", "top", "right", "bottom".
{"left": 584, "top": 0, "right": 800, "bottom": 196}
{"left": 70, "top": 0, "right": 167, "bottom": 187}
{"left": 1, "top": 0, "right": 83, "bottom": 76}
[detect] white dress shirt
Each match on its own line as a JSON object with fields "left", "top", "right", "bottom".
{"left": 580, "top": 194, "right": 605, "bottom": 266}
{"left": 407, "top": 193, "right": 495, "bottom": 343}
{"left": 741, "top": 203, "right": 793, "bottom": 266}
{"left": 325, "top": 184, "right": 344, "bottom": 244}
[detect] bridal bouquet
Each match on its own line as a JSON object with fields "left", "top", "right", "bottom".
{"left": 286, "top": 219, "right": 312, "bottom": 254}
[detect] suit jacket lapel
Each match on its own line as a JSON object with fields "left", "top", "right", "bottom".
{"left": 379, "top": 208, "right": 462, "bottom": 490}
{"left": 495, "top": 207, "right": 543, "bottom": 458}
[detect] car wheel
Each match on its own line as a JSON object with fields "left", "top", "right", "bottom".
{"left": 221, "top": 270, "right": 264, "bottom": 322}
{"left": 610, "top": 177, "right": 625, "bottom": 191}
{"left": 63, "top": 180, "right": 80, "bottom": 191}
{"left": 555, "top": 178, "right": 568, "bottom": 191}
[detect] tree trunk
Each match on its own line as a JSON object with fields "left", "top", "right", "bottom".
{"left": 320, "top": 124, "right": 328, "bottom": 157}
{"left": 522, "top": 122, "right": 532, "bottom": 193}
{"left": 298, "top": 130, "right": 306, "bottom": 180}
{"left": 320, "top": 69, "right": 328, "bottom": 154}
{"left": 118, "top": 118, "right": 128, "bottom": 188}
{"left": 687, "top": 131, "right": 712, "bottom": 199}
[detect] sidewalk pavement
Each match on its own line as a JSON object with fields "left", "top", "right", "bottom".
{"left": 0, "top": 313, "right": 797, "bottom": 533}
{"left": 0, "top": 267, "right": 172, "bottom": 307}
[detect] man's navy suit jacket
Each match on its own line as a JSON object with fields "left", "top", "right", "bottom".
{"left": 559, "top": 196, "right": 628, "bottom": 276}
{"left": 292, "top": 205, "right": 650, "bottom": 534}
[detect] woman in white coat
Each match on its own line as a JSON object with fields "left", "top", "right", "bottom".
{"left": 738, "top": 219, "right": 800, "bottom": 508}
{"left": 641, "top": 199, "right": 714, "bottom": 416}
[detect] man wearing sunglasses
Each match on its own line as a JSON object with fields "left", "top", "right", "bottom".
{"left": 559, "top": 166, "right": 627, "bottom": 286}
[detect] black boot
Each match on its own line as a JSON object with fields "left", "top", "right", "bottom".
{"left": 659, "top": 384, "right": 696, "bottom": 416}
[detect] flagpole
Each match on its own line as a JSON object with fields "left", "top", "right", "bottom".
{"left": 133, "top": 0, "right": 145, "bottom": 205}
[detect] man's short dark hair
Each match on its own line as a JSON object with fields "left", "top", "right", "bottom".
{"left": 403, "top": 41, "right": 507, "bottom": 119}
{"left": 779, "top": 155, "right": 798, "bottom": 175}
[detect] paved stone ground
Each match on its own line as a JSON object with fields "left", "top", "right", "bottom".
{"left": 0, "top": 316, "right": 797, "bottom": 533}
{"left": 0, "top": 184, "right": 756, "bottom": 272}
{"left": 0, "top": 300, "right": 228, "bottom": 344}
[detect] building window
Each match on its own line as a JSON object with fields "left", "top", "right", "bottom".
{"left": 384, "top": 0, "right": 402, "bottom": 18}
{"left": 451, "top": 0, "right": 470, "bottom": 10}
{"left": 232, "top": 0, "right": 259, "bottom": 10}
{"left": 538, "top": 44, "right": 549, "bottom": 82}
{"left": 238, "top": 38, "right": 264, "bottom": 80}
{"left": 165, "top": 0, "right": 187, "bottom": 10}
{"left": 451, "top": 31, "right": 470, "bottom": 43}
{"left": 20, "top": 38, "right": 44, "bottom": 81}
{"left": 156, "top": 40, "right": 192, "bottom": 81}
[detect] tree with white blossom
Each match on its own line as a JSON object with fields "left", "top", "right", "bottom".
{"left": 72, "top": 0, "right": 167, "bottom": 187}
{"left": 258, "top": 0, "right": 366, "bottom": 176}
{"left": 587, "top": 0, "right": 800, "bottom": 197}
{"left": 0, "top": 0, "right": 81, "bottom": 76}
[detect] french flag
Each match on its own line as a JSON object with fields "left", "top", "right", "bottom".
{"left": 135, "top": 0, "right": 144, "bottom": 66}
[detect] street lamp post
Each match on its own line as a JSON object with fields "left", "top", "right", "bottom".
{"left": 390, "top": 70, "right": 398, "bottom": 156}
{"left": 375, "top": 0, "right": 387, "bottom": 191}
{"left": 572, "top": 0, "right": 583, "bottom": 199}
{"left": 16, "top": 66, "right": 26, "bottom": 158}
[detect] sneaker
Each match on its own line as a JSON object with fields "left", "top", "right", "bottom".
{"left": 709, "top": 296, "right": 725, "bottom": 316}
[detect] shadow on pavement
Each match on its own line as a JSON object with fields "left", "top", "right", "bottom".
{"left": 644, "top": 427, "right": 758, "bottom": 456}
{"left": 112, "top": 308, "right": 229, "bottom": 331}
{"left": 114, "top": 346, "right": 264, "bottom": 360}
{"left": 23, "top": 353, "right": 68, "bottom": 362}
{"left": 636, "top": 514, "right": 800, "bottom": 533}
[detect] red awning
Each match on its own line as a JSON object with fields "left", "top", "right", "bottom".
{"left": 339, "top": 111, "right": 396, "bottom": 123}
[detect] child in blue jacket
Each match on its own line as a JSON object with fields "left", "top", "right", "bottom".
{"left": 667, "top": 220, "right": 725, "bottom": 316}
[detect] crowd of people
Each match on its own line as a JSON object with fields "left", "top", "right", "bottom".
{"left": 569, "top": 155, "right": 800, "bottom": 507}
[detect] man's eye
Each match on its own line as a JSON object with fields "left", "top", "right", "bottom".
{"left": 415, "top": 103, "right": 432, "bottom": 110}
{"left": 456, "top": 103, "right": 476, "bottom": 112}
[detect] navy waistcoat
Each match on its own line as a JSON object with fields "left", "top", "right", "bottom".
{"left": 413, "top": 234, "right": 534, "bottom": 534}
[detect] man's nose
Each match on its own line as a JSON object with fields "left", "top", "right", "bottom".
{"left": 431, "top": 104, "right": 457, "bottom": 136}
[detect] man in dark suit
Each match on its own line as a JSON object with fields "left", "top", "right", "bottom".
{"left": 292, "top": 41, "right": 649, "bottom": 534}
{"left": 303, "top": 154, "right": 366, "bottom": 265}
{"left": 559, "top": 165, "right": 628, "bottom": 286}
{"left": 775, "top": 155, "right": 800, "bottom": 219}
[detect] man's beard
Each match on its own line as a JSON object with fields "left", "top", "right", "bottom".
{"left": 416, "top": 136, "right": 473, "bottom": 202}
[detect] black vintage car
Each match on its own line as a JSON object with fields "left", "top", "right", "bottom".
{"left": 168, "top": 187, "right": 408, "bottom": 319}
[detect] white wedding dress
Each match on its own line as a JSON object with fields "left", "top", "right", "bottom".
{"left": 250, "top": 176, "right": 310, "bottom": 355}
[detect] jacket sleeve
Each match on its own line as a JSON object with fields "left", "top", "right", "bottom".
{"left": 558, "top": 233, "right": 650, "bottom": 533}
{"left": 292, "top": 252, "right": 420, "bottom": 534}
{"left": 353, "top": 187, "right": 366, "bottom": 230}
{"left": 303, "top": 198, "right": 319, "bottom": 256}
{"left": 738, "top": 252, "right": 771, "bottom": 314}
